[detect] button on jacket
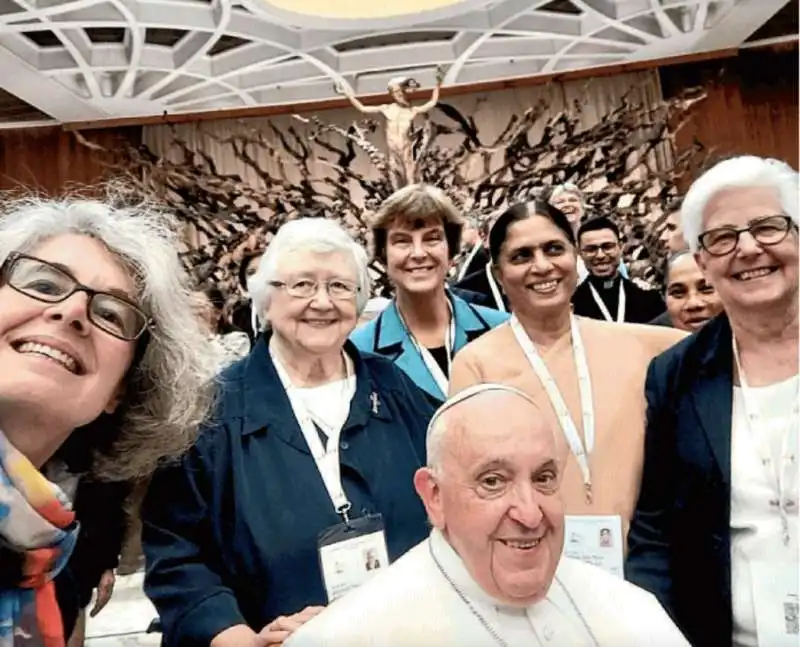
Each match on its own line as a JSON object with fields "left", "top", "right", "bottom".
{"left": 141, "top": 334, "right": 435, "bottom": 647}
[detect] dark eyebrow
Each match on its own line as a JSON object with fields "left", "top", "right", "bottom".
{"left": 49, "top": 261, "right": 136, "bottom": 302}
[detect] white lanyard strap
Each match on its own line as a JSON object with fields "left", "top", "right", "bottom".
{"left": 484, "top": 262, "right": 507, "bottom": 313}
{"left": 732, "top": 335, "right": 798, "bottom": 543}
{"left": 588, "top": 281, "right": 625, "bottom": 323}
{"left": 457, "top": 243, "right": 480, "bottom": 282}
{"left": 400, "top": 300, "right": 455, "bottom": 395}
{"left": 510, "top": 315, "right": 596, "bottom": 502}
{"left": 270, "top": 345, "right": 355, "bottom": 519}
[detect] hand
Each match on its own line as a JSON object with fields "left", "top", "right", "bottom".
{"left": 259, "top": 606, "right": 325, "bottom": 646}
{"left": 435, "top": 64, "right": 446, "bottom": 85}
{"left": 89, "top": 569, "right": 115, "bottom": 617}
{"left": 211, "top": 625, "right": 263, "bottom": 647}
{"left": 333, "top": 80, "right": 345, "bottom": 95}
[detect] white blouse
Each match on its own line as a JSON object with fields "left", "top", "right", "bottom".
{"left": 730, "top": 374, "right": 800, "bottom": 647}
{"left": 295, "top": 377, "right": 356, "bottom": 440}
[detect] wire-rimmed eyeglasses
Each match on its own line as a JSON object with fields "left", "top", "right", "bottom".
{"left": 268, "top": 278, "right": 359, "bottom": 300}
{"left": 698, "top": 215, "right": 796, "bottom": 257}
{"left": 1, "top": 252, "right": 153, "bottom": 341}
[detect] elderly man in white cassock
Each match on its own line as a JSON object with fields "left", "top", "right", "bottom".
{"left": 285, "top": 384, "right": 689, "bottom": 647}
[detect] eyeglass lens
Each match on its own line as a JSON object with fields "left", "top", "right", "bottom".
{"left": 702, "top": 216, "right": 791, "bottom": 254}
{"left": 8, "top": 257, "right": 146, "bottom": 339}
{"left": 285, "top": 279, "right": 356, "bottom": 299}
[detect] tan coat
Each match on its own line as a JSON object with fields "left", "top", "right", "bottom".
{"left": 449, "top": 317, "right": 687, "bottom": 539}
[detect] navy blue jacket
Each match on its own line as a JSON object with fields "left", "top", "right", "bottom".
{"left": 626, "top": 314, "right": 734, "bottom": 647}
{"left": 141, "top": 335, "right": 435, "bottom": 647}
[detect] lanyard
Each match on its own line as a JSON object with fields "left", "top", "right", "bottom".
{"left": 732, "top": 335, "right": 799, "bottom": 546}
{"left": 510, "top": 315, "right": 596, "bottom": 503}
{"left": 484, "top": 262, "right": 507, "bottom": 313}
{"left": 457, "top": 243, "right": 481, "bottom": 282}
{"left": 270, "top": 345, "right": 356, "bottom": 521}
{"left": 588, "top": 281, "right": 625, "bottom": 323}
{"left": 399, "top": 299, "right": 455, "bottom": 396}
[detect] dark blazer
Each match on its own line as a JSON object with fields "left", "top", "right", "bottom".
{"left": 456, "top": 243, "right": 490, "bottom": 282}
{"left": 573, "top": 276, "right": 666, "bottom": 324}
{"left": 141, "top": 334, "right": 435, "bottom": 647}
{"left": 455, "top": 264, "right": 509, "bottom": 312}
{"left": 55, "top": 478, "right": 131, "bottom": 636}
{"left": 626, "top": 314, "right": 734, "bottom": 647}
{"left": 350, "top": 290, "right": 508, "bottom": 402}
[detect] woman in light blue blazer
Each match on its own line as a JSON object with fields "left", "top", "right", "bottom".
{"left": 351, "top": 185, "right": 507, "bottom": 403}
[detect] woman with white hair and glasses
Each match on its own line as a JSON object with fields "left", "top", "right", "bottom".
{"left": 627, "top": 156, "right": 799, "bottom": 647}
{"left": 142, "top": 217, "right": 435, "bottom": 647}
{"left": 0, "top": 193, "right": 216, "bottom": 647}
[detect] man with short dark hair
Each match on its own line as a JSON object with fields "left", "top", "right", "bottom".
{"left": 572, "top": 217, "right": 666, "bottom": 324}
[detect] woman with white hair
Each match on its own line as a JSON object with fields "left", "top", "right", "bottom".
{"left": 627, "top": 155, "right": 799, "bottom": 647}
{"left": 0, "top": 192, "right": 216, "bottom": 647}
{"left": 142, "top": 217, "right": 435, "bottom": 647}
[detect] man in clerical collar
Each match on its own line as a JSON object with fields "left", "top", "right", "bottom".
{"left": 285, "top": 384, "right": 689, "bottom": 647}
{"left": 572, "top": 216, "right": 666, "bottom": 324}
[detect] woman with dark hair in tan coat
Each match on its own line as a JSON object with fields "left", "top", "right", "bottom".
{"left": 449, "top": 200, "right": 684, "bottom": 569}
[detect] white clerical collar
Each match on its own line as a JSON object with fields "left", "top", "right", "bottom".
{"left": 429, "top": 528, "right": 555, "bottom": 612}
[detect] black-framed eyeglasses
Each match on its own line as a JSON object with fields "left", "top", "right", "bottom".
{"left": 698, "top": 215, "right": 796, "bottom": 257}
{"left": 268, "top": 278, "right": 359, "bottom": 300}
{"left": 1, "top": 252, "right": 153, "bottom": 341}
{"left": 580, "top": 241, "right": 619, "bottom": 256}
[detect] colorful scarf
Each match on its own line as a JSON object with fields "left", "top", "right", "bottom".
{"left": 0, "top": 431, "right": 78, "bottom": 647}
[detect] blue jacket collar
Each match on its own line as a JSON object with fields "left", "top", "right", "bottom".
{"left": 372, "top": 291, "right": 492, "bottom": 401}
{"left": 237, "top": 333, "right": 393, "bottom": 453}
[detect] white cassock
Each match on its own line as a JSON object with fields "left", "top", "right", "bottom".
{"left": 286, "top": 530, "right": 690, "bottom": 647}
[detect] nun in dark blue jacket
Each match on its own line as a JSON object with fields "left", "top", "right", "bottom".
{"left": 142, "top": 218, "right": 435, "bottom": 647}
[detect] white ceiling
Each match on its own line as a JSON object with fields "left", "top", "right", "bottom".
{"left": 0, "top": 0, "right": 792, "bottom": 126}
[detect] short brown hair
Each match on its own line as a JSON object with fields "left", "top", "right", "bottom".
{"left": 370, "top": 184, "right": 464, "bottom": 262}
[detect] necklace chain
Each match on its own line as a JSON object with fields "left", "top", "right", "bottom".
{"left": 428, "top": 540, "right": 601, "bottom": 646}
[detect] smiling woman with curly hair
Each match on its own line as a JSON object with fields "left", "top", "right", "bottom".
{"left": 0, "top": 190, "right": 217, "bottom": 647}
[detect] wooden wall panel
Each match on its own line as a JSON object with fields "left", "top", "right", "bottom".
{"left": 660, "top": 46, "right": 799, "bottom": 173}
{"left": 0, "top": 125, "right": 141, "bottom": 195}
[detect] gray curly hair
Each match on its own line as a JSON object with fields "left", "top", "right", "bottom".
{"left": 0, "top": 189, "right": 217, "bottom": 481}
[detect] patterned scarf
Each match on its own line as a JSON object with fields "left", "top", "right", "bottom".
{"left": 0, "top": 431, "right": 78, "bottom": 647}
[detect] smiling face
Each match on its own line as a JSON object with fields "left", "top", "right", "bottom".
{"left": 666, "top": 254, "right": 723, "bottom": 332}
{"left": 0, "top": 234, "right": 138, "bottom": 435}
{"left": 385, "top": 217, "right": 450, "bottom": 298}
{"left": 578, "top": 228, "right": 622, "bottom": 279}
{"left": 494, "top": 215, "right": 578, "bottom": 319}
{"left": 550, "top": 191, "right": 583, "bottom": 230}
{"left": 415, "top": 392, "right": 564, "bottom": 606}
{"left": 695, "top": 186, "right": 799, "bottom": 319}
{"left": 265, "top": 249, "right": 359, "bottom": 357}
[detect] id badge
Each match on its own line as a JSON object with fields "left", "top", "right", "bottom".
{"left": 751, "top": 561, "right": 799, "bottom": 646}
{"left": 563, "top": 515, "right": 624, "bottom": 578}
{"left": 318, "top": 513, "right": 389, "bottom": 603}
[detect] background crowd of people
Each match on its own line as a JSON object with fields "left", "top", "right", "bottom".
{"left": 0, "top": 153, "right": 796, "bottom": 647}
